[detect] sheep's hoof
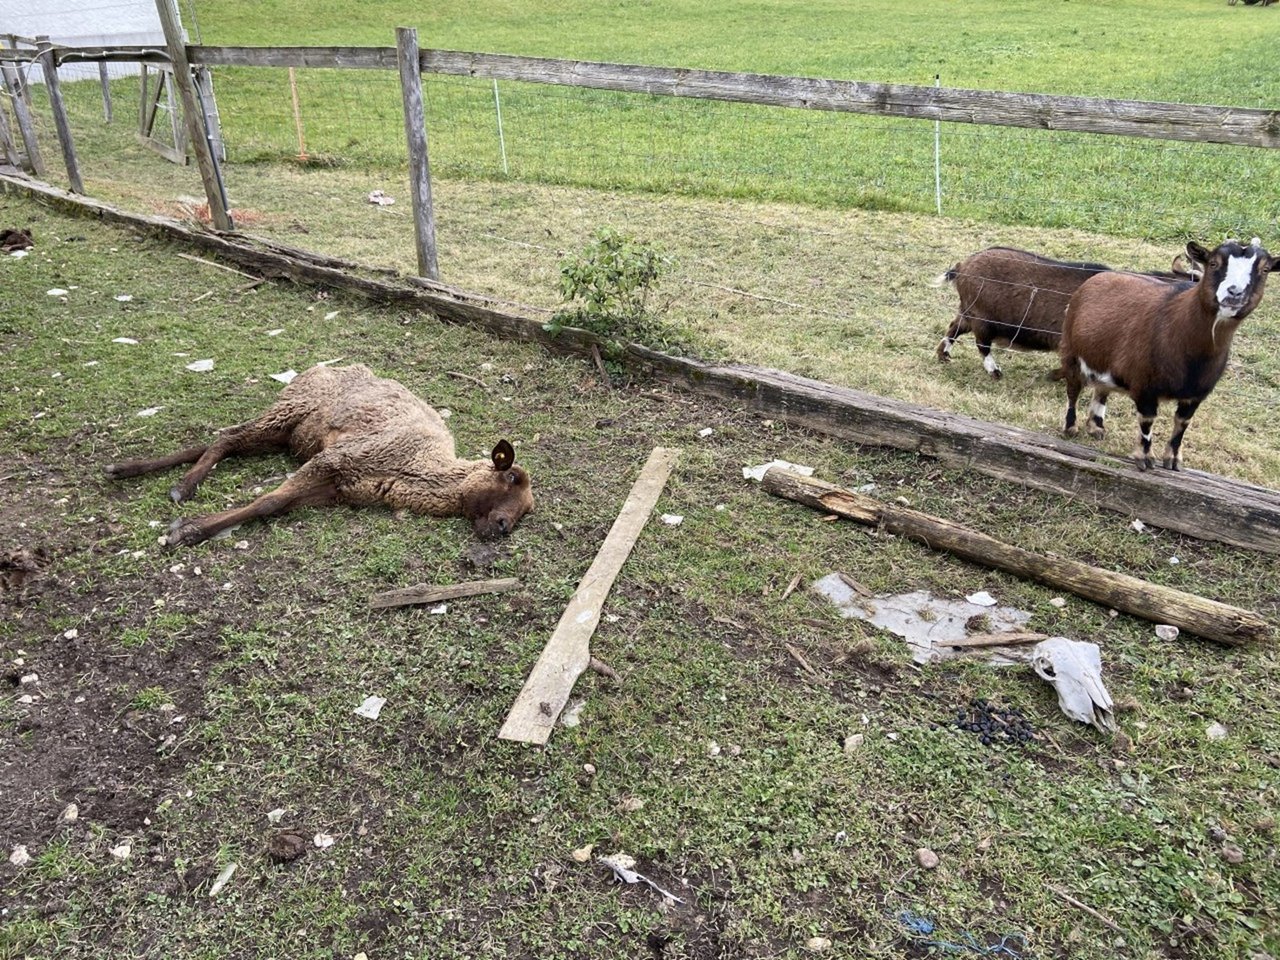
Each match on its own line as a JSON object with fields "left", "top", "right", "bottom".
{"left": 164, "top": 518, "right": 206, "bottom": 548}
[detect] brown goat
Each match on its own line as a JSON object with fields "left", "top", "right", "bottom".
{"left": 936, "top": 247, "right": 1194, "bottom": 379}
{"left": 105, "top": 363, "right": 534, "bottom": 546}
{"left": 1061, "top": 238, "right": 1279, "bottom": 470}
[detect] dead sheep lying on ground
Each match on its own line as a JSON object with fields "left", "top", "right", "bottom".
{"left": 106, "top": 363, "right": 534, "bottom": 545}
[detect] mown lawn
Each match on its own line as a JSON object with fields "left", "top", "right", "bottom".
{"left": 2, "top": 190, "right": 1279, "bottom": 960}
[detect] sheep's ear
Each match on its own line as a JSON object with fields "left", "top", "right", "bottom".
{"left": 1186, "top": 241, "right": 1210, "bottom": 266}
{"left": 491, "top": 439, "right": 515, "bottom": 471}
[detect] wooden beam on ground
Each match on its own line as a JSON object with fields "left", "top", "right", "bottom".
{"left": 761, "top": 467, "right": 1271, "bottom": 647}
{"left": 499, "top": 447, "right": 680, "bottom": 745}
{"left": 5, "top": 175, "right": 1280, "bottom": 558}
{"left": 369, "top": 577, "right": 520, "bottom": 610}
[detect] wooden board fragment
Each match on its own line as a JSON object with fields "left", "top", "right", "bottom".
{"left": 499, "top": 447, "right": 680, "bottom": 745}
{"left": 762, "top": 467, "right": 1271, "bottom": 647}
{"left": 369, "top": 577, "right": 519, "bottom": 610}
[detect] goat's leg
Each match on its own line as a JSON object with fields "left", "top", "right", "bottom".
{"left": 168, "top": 422, "right": 294, "bottom": 504}
{"left": 165, "top": 457, "right": 340, "bottom": 547}
{"left": 105, "top": 445, "right": 209, "bottom": 480}
{"left": 976, "top": 339, "right": 1002, "bottom": 380}
{"left": 1086, "top": 388, "right": 1111, "bottom": 439}
{"left": 936, "top": 313, "right": 967, "bottom": 363}
{"left": 1131, "top": 395, "right": 1159, "bottom": 471}
{"left": 1162, "top": 399, "right": 1202, "bottom": 471}
{"left": 1062, "top": 361, "right": 1084, "bottom": 436}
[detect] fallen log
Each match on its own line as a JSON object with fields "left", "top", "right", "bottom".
{"left": 369, "top": 577, "right": 520, "bottom": 610}
{"left": 761, "top": 467, "right": 1271, "bottom": 647}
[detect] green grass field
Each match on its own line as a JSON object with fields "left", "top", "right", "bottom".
{"left": 2, "top": 191, "right": 1279, "bottom": 960}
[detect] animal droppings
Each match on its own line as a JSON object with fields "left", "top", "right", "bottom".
{"left": 952, "top": 699, "right": 1036, "bottom": 747}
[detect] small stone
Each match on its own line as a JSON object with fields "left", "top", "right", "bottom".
{"left": 61, "top": 803, "right": 78, "bottom": 822}
{"left": 1049, "top": 597, "right": 1067, "bottom": 608}
{"left": 233, "top": 540, "right": 250, "bottom": 550}
{"left": 1222, "top": 844, "right": 1244, "bottom": 864}
{"left": 19, "top": 673, "right": 38, "bottom": 686}
{"left": 1155, "top": 624, "right": 1179, "bottom": 641}
{"left": 63, "top": 628, "right": 78, "bottom": 640}
{"left": 583, "top": 763, "right": 596, "bottom": 775}
{"left": 313, "top": 832, "right": 336, "bottom": 850}
{"left": 916, "top": 847, "right": 940, "bottom": 869}
{"left": 267, "top": 808, "right": 285, "bottom": 824}
{"left": 110, "top": 843, "right": 131, "bottom": 861}
{"left": 843, "top": 733, "right": 865, "bottom": 754}
{"left": 805, "top": 936, "right": 832, "bottom": 952}
{"left": 9, "top": 845, "right": 30, "bottom": 867}
{"left": 707, "top": 741, "right": 721, "bottom": 757}
{"left": 1206, "top": 722, "right": 1229, "bottom": 741}
{"left": 571, "top": 844, "right": 594, "bottom": 863}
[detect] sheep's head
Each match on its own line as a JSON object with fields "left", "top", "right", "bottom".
{"left": 462, "top": 440, "right": 534, "bottom": 538}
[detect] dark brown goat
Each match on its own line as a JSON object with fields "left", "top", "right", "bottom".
{"left": 936, "top": 247, "right": 1194, "bottom": 379}
{"left": 1061, "top": 238, "right": 1278, "bottom": 470}
{"left": 105, "top": 363, "right": 534, "bottom": 546}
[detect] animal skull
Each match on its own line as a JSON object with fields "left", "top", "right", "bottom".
{"left": 1030, "top": 637, "right": 1116, "bottom": 734}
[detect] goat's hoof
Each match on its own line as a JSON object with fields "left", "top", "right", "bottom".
{"left": 936, "top": 345, "right": 951, "bottom": 363}
{"left": 1163, "top": 457, "right": 1182, "bottom": 472}
{"left": 104, "top": 463, "right": 120, "bottom": 478}
{"left": 1086, "top": 424, "right": 1105, "bottom": 440}
{"left": 1064, "top": 424, "right": 1079, "bottom": 438}
{"left": 169, "top": 485, "right": 190, "bottom": 504}
{"left": 987, "top": 368, "right": 1003, "bottom": 381}
{"left": 1135, "top": 456, "right": 1154, "bottom": 472}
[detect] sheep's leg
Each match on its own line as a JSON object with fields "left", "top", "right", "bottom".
{"left": 936, "top": 314, "right": 967, "bottom": 363}
{"left": 165, "top": 457, "right": 340, "bottom": 547}
{"left": 1162, "top": 399, "right": 1202, "bottom": 471}
{"left": 168, "top": 421, "right": 294, "bottom": 504}
{"left": 1131, "top": 395, "right": 1159, "bottom": 471}
{"left": 105, "top": 445, "right": 209, "bottom": 480}
{"left": 1062, "top": 361, "right": 1084, "bottom": 436}
{"left": 1086, "top": 388, "right": 1111, "bottom": 439}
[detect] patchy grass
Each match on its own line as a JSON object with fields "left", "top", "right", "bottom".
{"left": 2, "top": 193, "right": 1279, "bottom": 959}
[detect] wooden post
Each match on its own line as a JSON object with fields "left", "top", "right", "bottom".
{"left": 36, "top": 37, "right": 84, "bottom": 194}
{"left": 287, "top": 66, "right": 307, "bottom": 160}
{"left": 0, "top": 96, "right": 19, "bottom": 166}
{"left": 154, "top": 0, "right": 233, "bottom": 231}
{"left": 139, "top": 63, "right": 149, "bottom": 132}
{"left": 98, "top": 61, "right": 112, "bottom": 121}
{"left": 192, "top": 66, "right": 226, "bottom": 162}
{"left": 395, "top": 26, "right": 439, "bottom": 280}
{"left": 499, "top": 447, "right": 680, "bottom": 744}
{"left": 0, "top": 60, "right": 43, "bottom": 176}
{"left": 761, "top": 467, "right": 1271, "bottom": 647}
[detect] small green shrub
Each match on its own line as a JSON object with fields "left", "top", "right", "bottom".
{"left": 550, "top": 227, "right": 676, "bottom": 351}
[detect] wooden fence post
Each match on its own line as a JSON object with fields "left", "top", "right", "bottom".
{"left": 99, "top": 62, "right": 113, "bottom": 121}
{"left": 36, "top": 36, "right": 84, "bottom": 194}
{"left": 191, "top": 67, "right": 226, "bottom": 162}
{"left": 395, "top": 26, "right": 439, "bottom": 280}
{"left": 0, "top": 60, "right": 43, "bottom": 176}
{"left": 154, "top": 0, "right": 233, "bottom": 230}
{"left": 0, "top": 97, "right": 19, "bottom": 166}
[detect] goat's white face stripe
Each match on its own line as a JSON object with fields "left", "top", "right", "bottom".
{"left": 1216, "top": 252, "right": 1257, "bottom": 313}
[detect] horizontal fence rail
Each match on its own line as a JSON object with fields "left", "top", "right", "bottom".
{"left": 184, "top": 44, "right": 1280, "bottom": 149}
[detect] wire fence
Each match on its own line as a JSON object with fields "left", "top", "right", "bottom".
{"left": 7, "top": 53, "right": 1280, "bottom": 380}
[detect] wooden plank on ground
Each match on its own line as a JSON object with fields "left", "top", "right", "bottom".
{"left": 761, "top": 466, "right": 1271, "bottom": 647}
{"left": 369, "top": 577, "right": 519, "bottom": 610}
{"left": 4, "top": 175, "right": 1280, "bottom": 557}
{"left": 499, "top": 447, "right": 680, "bottom": 745}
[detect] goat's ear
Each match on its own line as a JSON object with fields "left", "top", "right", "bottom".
{"left": 491, "top": 439, "right": 515, "bottom": 471}
{"left": 1268, "top": 254, "right": 1280, "bottom": 273}
{"left": 1186, "top": 241, "right": 1210, "bottom": 266}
